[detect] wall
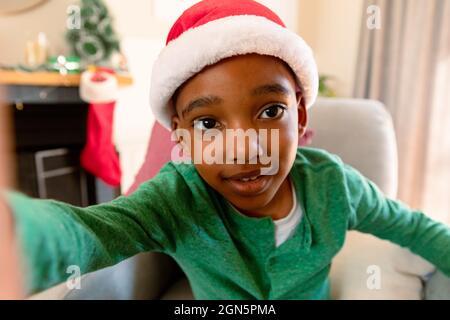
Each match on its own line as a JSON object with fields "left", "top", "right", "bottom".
{"left": 0, "top": 0, "right": 74, "bottom": 65}
{"left": 298, "top": 0, "right": 365, "bottom": 97}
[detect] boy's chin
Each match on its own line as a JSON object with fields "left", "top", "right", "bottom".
{"left": 225, "top": 187, "right": 279, "bottom": 218}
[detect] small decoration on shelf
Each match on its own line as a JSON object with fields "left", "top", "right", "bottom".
{"left": 24, "top": 32, "right": 48, "bottom": 68}
{"left": 47, "top": 55, "right": 81, "bottom": 74}
{"left": 66, "top": 0, "right": 121, "bottom": 65}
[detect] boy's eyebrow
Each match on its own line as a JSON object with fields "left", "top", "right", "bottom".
{"left": 180, "top": 83, "right": 292, "bottom": 118}
{"left": 181, "top": 95, "right": 223, "bottom": 118}
{"left": 251, "top": 83, "right": 292, "bottom": 97}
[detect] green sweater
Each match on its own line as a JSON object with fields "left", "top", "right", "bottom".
{"left": 5, "top": 147, "right": 450, "bottom": 299}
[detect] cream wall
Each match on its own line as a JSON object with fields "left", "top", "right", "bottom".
{"left": 298, "top": 0, "right": 365, "bottom": 97}
{"left": 0, "top": 0, "right": 74, "bottom": 65}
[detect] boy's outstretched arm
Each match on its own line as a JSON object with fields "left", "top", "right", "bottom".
{"left": 344, "top": 164, "right": 450, "bottom": 277}
{"left": 0, "top": 171, "right": 178, "bottom": 296}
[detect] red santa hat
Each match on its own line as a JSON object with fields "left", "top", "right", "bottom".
{"left": 150, "top": 0, "right": 319, "bottom": 130}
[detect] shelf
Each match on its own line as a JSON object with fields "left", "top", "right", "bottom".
{"left": 0, "top": 70, "right": 133, "bottom": 87}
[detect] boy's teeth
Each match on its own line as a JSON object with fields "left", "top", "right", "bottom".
{"left": 239, "top": 176, "right": 259, "bottom": 182}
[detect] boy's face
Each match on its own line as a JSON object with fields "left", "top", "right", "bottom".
{"left": 172, "top": 54, "right": 307, "bottom": 216}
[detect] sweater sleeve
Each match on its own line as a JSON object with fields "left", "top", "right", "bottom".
{"left": 344, "top": 164, "right": 450, "bottom": 277}
{"left": 2, "top": 173, "right": 178, "bottom": 295}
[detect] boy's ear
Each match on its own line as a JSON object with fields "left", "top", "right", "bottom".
{"left": 171, "top": 116, "right": 182, "bottom": 142}
{"left": 171, "top": 115, "right": 179, "bottom": 130}
{"left": 171, "top": 116, "right": 192, "bottom": 157}
{"left": 297, "top": 95, "right": 308, "bottom": 137}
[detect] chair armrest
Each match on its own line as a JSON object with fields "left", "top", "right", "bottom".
{"left": 30, "top": 252, "right": 181, "bottom": 300}
{"left": 424, "top": 271, "right": 450, "bottom": 300}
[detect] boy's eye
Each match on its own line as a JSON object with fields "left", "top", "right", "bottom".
{"left": 193, "top": 118, "right": 219, "bottom": 131}
{"left": 259, "top": 104, "right": 286, "bottom": 119}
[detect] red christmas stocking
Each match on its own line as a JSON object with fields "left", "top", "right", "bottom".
{"left": 80, "top": 67, "right": 121, "bottom": 187}
{"left": 81, "top": 101, "right": 121, "bottom": 187}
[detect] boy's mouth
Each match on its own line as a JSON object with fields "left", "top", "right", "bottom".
{"left": 223, "top": 169, "right": 270, "bottom": 195}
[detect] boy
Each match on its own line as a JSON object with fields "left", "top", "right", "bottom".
{"left": 1, "top": 0, "right": 450, "bottom": 299}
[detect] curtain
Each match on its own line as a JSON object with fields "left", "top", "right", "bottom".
{"left": 354, "top": 0, "right": 450, "bottom": 222}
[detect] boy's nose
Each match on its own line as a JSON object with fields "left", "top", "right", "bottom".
{"left": 224, "top": 126, "right": 264, "bottom": 164}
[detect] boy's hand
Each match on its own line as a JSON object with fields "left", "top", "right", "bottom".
{"left": 0, "top": 197, "right": 24, "bottom": 299}
{"left": 0, "top": 96, "right": 24, "bottom": 299}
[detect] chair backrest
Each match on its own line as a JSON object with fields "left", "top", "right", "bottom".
{"left": 309, "top": 98, "right": 435, "bottom": 300}
{"left": 308, "top": 97, "right": 398, "bottom": 198}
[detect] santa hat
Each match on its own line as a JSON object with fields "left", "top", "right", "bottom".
{"left": 150, "top": 0, "right": 319, "bottom": 130}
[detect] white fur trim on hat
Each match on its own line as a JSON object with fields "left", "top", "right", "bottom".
{"left": 150, "top": 15, "right": 319, "bottom": 130}
{"left": 80, "top": 70, "right": 118, "bottom": 104}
